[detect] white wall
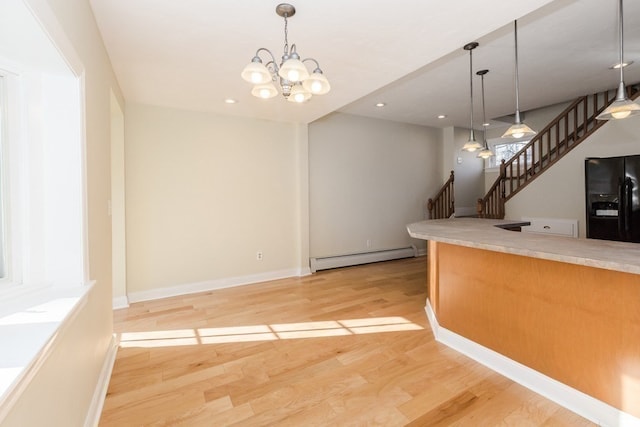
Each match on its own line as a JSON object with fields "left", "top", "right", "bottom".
{"left": 125, "top": 104, "right": 306, "bottom": 296}
{"left": 506, "top": 117, "right": 640, "bottom": 238}
{"left": 308, "top": 113, "right": 441, "bottom": 258}
{"left": 485, "top": 102, "right": 571, "bottom": 141}
{"left": 1, "top": 0, "right": 121, "bottom": 425}
{"left": 441, "top": 126, "right": 485, "bottom": 216}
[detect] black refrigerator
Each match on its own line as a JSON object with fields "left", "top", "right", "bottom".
{"left": 585, "top": 155, "right": 640, "bottom": 243}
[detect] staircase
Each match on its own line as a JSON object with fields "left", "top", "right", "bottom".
{"left": 477, "top": 84, "right": 640, "bottom": 219}
{"left": 427, "top": 170, "right": 454, "bottom": 219}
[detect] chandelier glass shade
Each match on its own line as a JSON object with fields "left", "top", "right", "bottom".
{"left": 241, "top": 3, "right": 331, "bottom": 103}
{"left": 251, "top": 82, "right": 278, "bottom": 99}
{"left": 502, "top": 20, "right": 537, "bottom": 139}
{"left": 596, "top": 0, "right": 640, "bottom": 120}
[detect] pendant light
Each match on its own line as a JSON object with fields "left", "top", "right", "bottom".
{"left": 502, "top": 20, "right": 536, "bottom": 139}
{"left": 596, "top": 0, "right": 640, "bottom": 120}
{"left": 476, "top": 69, "right": 494, "bottom": 160}
{"left": 462, "top": 42, "right": 483, "bottom": 152}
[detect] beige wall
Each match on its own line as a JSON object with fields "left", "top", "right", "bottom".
{"left": 111, "top": 90, "right": 127, "bottom": 304}
{"left": 125, "top": 103, "right": 305, "bottom": 295}
{"left": 308, "top": 113, "right": 441, "bottom": 257}
{"left": 2, "top": 0, "right": 121, "bottom": 425}
{"left": 505, "top": 116, "right": 640, "bottom": 238}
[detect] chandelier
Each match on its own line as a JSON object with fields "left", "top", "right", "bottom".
{"left": 240, "top": 3, "right": 331, "bottom": 103}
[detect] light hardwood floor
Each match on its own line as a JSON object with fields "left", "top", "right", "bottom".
{"left": 100, "top": 257, "right": 594, "bottom": 426}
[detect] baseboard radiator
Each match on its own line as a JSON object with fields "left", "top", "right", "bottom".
{"left": 310, "top": 246, "right": 417, "bottom": 273}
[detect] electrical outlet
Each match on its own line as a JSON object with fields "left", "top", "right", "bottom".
{"left": 366, "top": 239, "right": 371, "bottom": 248}
{"left": 256, "top": 251, "right": 263, "bottom": 261}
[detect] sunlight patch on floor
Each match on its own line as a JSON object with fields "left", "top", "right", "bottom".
{"left": 118, "top": 316, "right": 423, "bottom": 348}
{"left": 620, "top": 373, "right": 640, "bottom": 426}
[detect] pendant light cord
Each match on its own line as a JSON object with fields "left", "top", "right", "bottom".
{"left": 469, "top": 46, "right": 475, "bottom": 139}
{"left": 514, "top": 20, "right": 521, "bottom": 123}
{"left": 481, "top": 73, "right": 487, "bottom": 147}
{"left": 618, "top": 0, "right": 624, "bottom": 87}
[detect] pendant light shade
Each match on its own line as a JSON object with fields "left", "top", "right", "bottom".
{"left": 502, "top": 20, "right": 536, "bottom": 139}
{"left": 462, "top": 42, "right": 483, "bottom": 152}
{"left": 476, "top": 147, "right": 493, "bottom": 159}
{"left": 476, "top": 69, "right": 494, "bottom": 160}
{"left": 596, "top": 0, "right": 640, "bottom": 120}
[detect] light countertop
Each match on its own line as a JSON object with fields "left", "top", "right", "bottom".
{"left": 407, "top": 218, "right": 640, "bottom": 275}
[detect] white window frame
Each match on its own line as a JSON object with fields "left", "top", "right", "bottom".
{"left": 484, "top": 137, "right": 532, "bottom": 171}
{"left": 0, "top": 68, "right": 88, "bottom": 295}
{"left": 0, "top": 0, "right": 92, "bottom": 411}
{"left": 0, "top": 74, "right": 6, "bottom": 281}
{"left": 0, "top": 69, "right": 25, "bottom": 291}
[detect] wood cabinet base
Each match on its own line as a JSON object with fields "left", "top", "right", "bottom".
{"left": 427, "top": 241, "right": 640, "bottom": 420}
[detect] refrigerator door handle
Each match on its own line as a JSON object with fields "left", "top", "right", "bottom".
{"left": 618, "top": 178, "right": 625, "bottom": 238}
{"left": 624, "top": 177, "right": 633, "bottom": 238}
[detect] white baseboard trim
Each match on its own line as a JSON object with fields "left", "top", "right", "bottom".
{"left": 416, "top": 247, "right": 427, "bottom": 257}
{"left": 309, "top": 246, "right": 417, "bottom": 273}
{"left": 127, "top": 268, "right": 302, "bottom": 303}
{"left": 425, "top": 301, "right": 640, "bottom": 427}
{"left": 112, "top": 295, "right": 129, "bottom": 310}
{"left": 298, "top": 266, "right": 312, "bottom": 277}
{"left": 83, "top": 336, "right": 118, "bottom": 427}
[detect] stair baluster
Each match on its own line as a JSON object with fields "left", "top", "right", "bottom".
{"left": 477, "top": 84, "right": 639, "bottom": 219}
{"left": 427, "top": 170, "right": 454, "bottom": 219}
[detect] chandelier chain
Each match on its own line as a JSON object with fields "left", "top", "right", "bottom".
{"left": 283, "top": 13, "right": 289, "bottom": 55}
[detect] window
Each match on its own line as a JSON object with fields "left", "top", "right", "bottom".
{"left": 0, "top": 0, "right": 87, "bottom": 292}
{"left": 0, "top": 68, "right": 26, "bottom": 290}
{"left": 0, "top": 70, "right": 20, "bottom": 288}
{"left": 487, "top": 139, "right": 532, "bottom": 169}
{"left": 0, "top": 0, "right": 91, "bottom": 409}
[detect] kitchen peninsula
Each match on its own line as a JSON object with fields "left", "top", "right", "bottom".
{"left": 407, "top": 218, "right": 640, "bottom": 426}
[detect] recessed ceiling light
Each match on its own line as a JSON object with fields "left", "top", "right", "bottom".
{"left": 437, "top": 114, "right": 447, "bottom": 119}
{"left": 610, "top": 61, "right": 633, "bottom": 69}
{"left": 375, "top": 102, "right": 386, "bottom": 107}
{"left": 224, "top": 98, "right": 238, "bottom": 104}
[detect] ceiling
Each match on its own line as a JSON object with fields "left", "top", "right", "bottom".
{"left": 89, "top": 0, "right": 640, "bottom": 131}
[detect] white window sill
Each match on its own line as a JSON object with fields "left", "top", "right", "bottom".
{"left": 0, "top": 282, "right": 94, "bottom": 418}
